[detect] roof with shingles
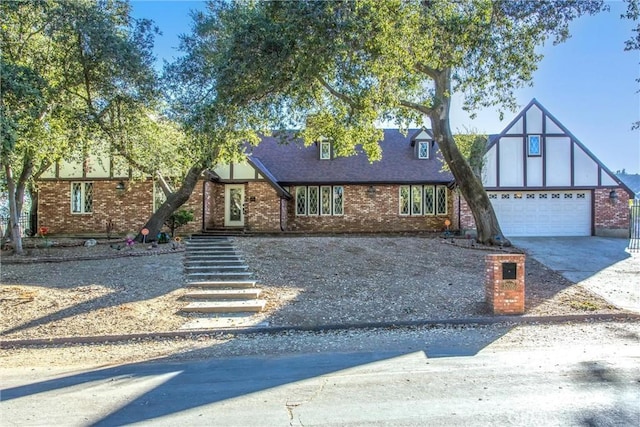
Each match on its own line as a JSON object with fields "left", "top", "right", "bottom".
{"left": 247, "top": 129, "right": 454, "bottom": 185}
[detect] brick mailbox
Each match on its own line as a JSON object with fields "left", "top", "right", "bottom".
{"left": 485, "top": 253, "right": 526, "bottom": 315}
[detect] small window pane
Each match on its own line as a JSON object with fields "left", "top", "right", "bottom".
{"left": 418, "top": 141, "right": 429, "bottom": 159}
{"left": 320, "top": 142, "right": 331, "bottom": 160}
{"left": 333, "top": 186, "right": 344, "bottom": 215}
{"left": 424, "top": 186, "right": 435, "bottom": 215}
{"left": 321, "top": 186, "right": 332, "bottom": 215}
{"left": 411, "top": 186, "right": 422, "bottom": 215}
{"left": 72, "top": 183, "right": 82, "bottom": 213}
{"left": 296, "top": 186, "right": 307, "bottom": 215}
{"left": 84, "top": 183, "right": 93, "bottom": 213}
{"left": 436, "top": 186, "right": 447, "bottom": 215}
{"left": 399, "top": 186, "right": 410, "bottom": 215}
{"left": 308, "top": 186, "right": 319, "bottom": 215}
{"left": 528, "top": 135, "right": 541, "bottom": 156}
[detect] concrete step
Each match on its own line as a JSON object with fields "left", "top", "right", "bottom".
{"left": 185, "top": 254, "right": 243, "bottom": 259}
{"left": 185, "top": 265, "right": 249, "bottom": 272}
{"left": 184, "top": 259, "right": 246, "bottom": 265}
{"left": 185, "top": 280, "right": 257, "bottom": 288}
{"left": 186, "top": 249, "right": 240, "bottom": 254}
{"left": 184, "top": 289, "right": 262, "bottom": 299}
{"left": 179, "top": 314, "right": 266, "bottom": 330}
{"left": 181, "top": 300, "right": 266, "bottom": 313}
{"left": 187, "top": 271, "right": 252, "bottom": 278}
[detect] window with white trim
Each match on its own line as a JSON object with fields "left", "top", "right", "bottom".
{"left": 399, "top": 185, "right": 447, "bottom": 216}
{"left": 320, "top": 141, "right": 331, "bottom": 160}
{"left": 71, "top": 182, "right": 93, "bottom": 214}
{"left": 308, "top": 186, "right": 319, "bottom": 215}
{"left": 333, "top": 186, "right": 344, "bottom": 215}
{"left": 411, "top": 186, "right": 422, "bottom": 214}
{"left": 424, "top": 186, "right": 435, "bottom": 215}
{"left": 296, "top": 186, "right": 307, "bottom": 215}
{"left": 320, "top": 186, "right": 332, "bottom": 215}
{"left": 436, "top": 186, "right": 448, "bottom": 215}
{"left": 297, "top": 185, "right": 344, "bottom": 216}
{"left": 417, "top": 141, "right": 429, "bottom": 159}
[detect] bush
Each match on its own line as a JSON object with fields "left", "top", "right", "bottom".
{"left": 164, "top": 209, "right": 194, "bottom": 237}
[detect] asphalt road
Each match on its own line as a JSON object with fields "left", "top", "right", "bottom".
{"left": 2, "top": 322, "right": 639, "bottom": 426}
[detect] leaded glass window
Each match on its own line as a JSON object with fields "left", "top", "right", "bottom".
{"left": 399, "top": 186, "right": 410, "bottom": 215}
{"left": 320, "top": 186, "right": 332, "bottom": 215}
{"left": 333, "top": 186, "right": 344, "bottom": 215}
{"left": 418, "top": 141, "right": 429, "bottom": 159}
{"left": 436, "top": 185, "right": 447, "bottom": 215}
{"left": 71, "top": 182, "right": 93, "bottom": 214}
{"left": 308, "top": 186, "right": 319, "bottom": 215}
{"left": 424, "top": 186, "right": 435, "bottom": 215}
{"left": 320, "top": 141, "right": 331, "bottom": 160}
{"left": 296, "top": 186, "right": 307, "bottom": 215}
{"left": 411, "top": 186, "right": 422, "bottom": 214}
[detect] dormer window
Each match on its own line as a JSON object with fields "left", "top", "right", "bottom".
{"left": 320, "top": 141, "right": 331, "bottom": 160}
{"left": 417, "top": 140, "right": 429, "bottom": 159}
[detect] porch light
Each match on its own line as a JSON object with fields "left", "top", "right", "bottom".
{"left": 115, "top": 180, "right": 126, "bottom": 196}
{"left": 609, "top": 189, "right": 618, "bottom": 205}
{"left": 367, "top": 185, "right": 376, "bottom": 197}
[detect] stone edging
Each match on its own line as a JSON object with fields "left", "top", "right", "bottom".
{"left": 2, "top": 313, "right": 638, "bottom": 349}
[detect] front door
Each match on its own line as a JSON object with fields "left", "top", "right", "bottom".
{"left": 224, "top": 184, "right": 245, "bottom": 227}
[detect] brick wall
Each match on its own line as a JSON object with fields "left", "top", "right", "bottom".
{"left": 485, "top": 253, "right": 525, "bottom": 315}
{"left": 204, "top": 183, "right": 455, "bottom": 233}
{"left": 286, "top": 184, "right": 454, "bottom": 233}
{"left": 38, "top": 178, "right": 206, "bottom": 236}
{"left": 458, "top": 196, "right": 476, "bottom": 234}
{"left": 594, "top": 187, "right": 630, "bottom": 237}
{"left": 38, "top": 180, "right": 154, "bottom": 235}
{"left": 245, "top": 181, "right": 283, "bottom": 231}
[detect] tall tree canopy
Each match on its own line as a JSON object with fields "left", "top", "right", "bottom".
{"left": 0, "top": 0, "right": 175, "bottom": 253}
{"left": 194, "top": 0, "right": 605, "bottom": 244}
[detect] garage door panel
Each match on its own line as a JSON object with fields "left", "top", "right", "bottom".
{"left": 489, "top": 191, "right": 591, "bottom": 237}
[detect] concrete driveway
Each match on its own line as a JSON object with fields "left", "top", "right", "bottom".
{"left": 511, "top": 237, "right": 640, "bottom": 314}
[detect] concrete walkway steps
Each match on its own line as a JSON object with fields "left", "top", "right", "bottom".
{"left": 184, "top": 289, "right": 262, "bottom": 299}
{"left": 181, "top": 300, "right": 266, "bottom": 313}
{"left": 180, "top": 236, "right": 266, "bottom": 320}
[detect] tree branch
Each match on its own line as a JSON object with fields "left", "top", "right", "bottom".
{"left": 399, "top": 99, "right": 434, "bottom": 116}
{"left": 415, "top": 62, "right": 439, "bottom": 79}
{"left": 316, "top": 76, "right": 357, "bottom": 109}
{"left": 155, "top": 171, "right": 173, "bottom": 196}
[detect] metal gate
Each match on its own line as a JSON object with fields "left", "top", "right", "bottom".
{"left": 630, "top": 200, "right": 640, "bottom": 252}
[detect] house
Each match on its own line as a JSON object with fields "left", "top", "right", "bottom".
{"left": 459, "top": 99, "right": 633, "bottom": 237}
{"left": 35, "top": 99, "right": 632, "bottom": 238}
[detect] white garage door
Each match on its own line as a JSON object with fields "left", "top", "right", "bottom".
{"left": 488, "top": 191, "right": 591, "bottom": 237}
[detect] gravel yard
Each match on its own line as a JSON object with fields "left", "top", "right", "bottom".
{"left": 0, "top": 236, "right": 623, "bottom": 344}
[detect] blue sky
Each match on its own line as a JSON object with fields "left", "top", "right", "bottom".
{"left": 131, "top": 0, "right": 640, "bottom": 173}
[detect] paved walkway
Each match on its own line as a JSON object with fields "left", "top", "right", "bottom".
{"left": 512, "top": 237, "right": 640, "bottom": 314}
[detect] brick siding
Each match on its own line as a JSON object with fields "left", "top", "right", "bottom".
{"left": 38, "top": 179, "right": 205, "bottom": 236}
{"left": 485, "top": 253, "right": 525, "bottom": 315}
{"left": 593, "top": 188, "right": 630, "bottom": 236}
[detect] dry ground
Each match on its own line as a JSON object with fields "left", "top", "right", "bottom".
{"left": 0, "top": 236, "right": 624, "bottom": 343}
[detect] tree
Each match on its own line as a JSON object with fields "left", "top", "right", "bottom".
{"left": 1, "top": 0, "right": 161, "bottom": 254}
{"left": 197, "top": 0, "right": 605, "bottom": 245}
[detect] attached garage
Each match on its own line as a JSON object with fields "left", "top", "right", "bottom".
{"left": 488, "top": 191, "right": 591, "bottom": 237}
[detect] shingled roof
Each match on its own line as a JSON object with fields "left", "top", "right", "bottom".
{"left": 248, "top": 129, "right": 454, "bottom": 185}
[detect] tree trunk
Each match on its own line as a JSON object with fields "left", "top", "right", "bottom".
{"left": 4, "top": 163, "right": 24, "bottom": 255}
{"left": 429, "top": 69, "right": 510, "bottom": 246}
{"left": 134, "top": 164, "right": 205, "bottom": 242}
